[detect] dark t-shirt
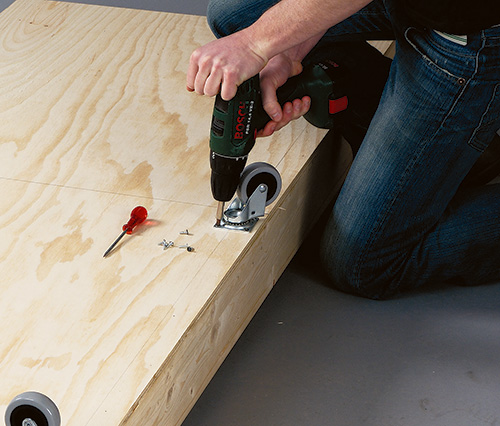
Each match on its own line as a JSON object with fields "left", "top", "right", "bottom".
{"left": 400, "top": 0, "right": 500, "bottom": 33}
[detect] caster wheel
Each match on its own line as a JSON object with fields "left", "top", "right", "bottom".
{"left": 5, "top": 392, "right": 60, "bottom": 426}
{"left": 237, "top": 162, "right": 282, "bottom": 206}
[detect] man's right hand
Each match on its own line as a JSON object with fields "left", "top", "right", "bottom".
{"left": 186, "top": 30, "right": 313, "bottom": 138}
{"left": 187, "top": 0, "right": 372, "bottom": 105}
{"left": 186, "top": 29, "right": 268, "bottom": 101}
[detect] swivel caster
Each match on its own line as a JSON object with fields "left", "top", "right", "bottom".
{"left": 5, "top": 392, "right": 60, "bottom": 426}
{"left": 218, "top": 161, "right": 282, "bottom": 232}
{"left": 236, "top": 161, "right": 282, "bottom": 207}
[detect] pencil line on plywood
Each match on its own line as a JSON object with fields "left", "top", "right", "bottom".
{"left": 0, "top": 176, "right": 212, "bottom": 208}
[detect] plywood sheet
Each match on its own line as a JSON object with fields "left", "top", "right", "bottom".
{"left": 0, "top": 1, "right": 352, "bottom": 425}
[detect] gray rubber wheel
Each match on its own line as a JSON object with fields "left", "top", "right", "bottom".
{"left": 237, "top": 162, "right": 282, "bottom": 205}
{"left": 5, "top": 392, "right": 61, "bottom": 426}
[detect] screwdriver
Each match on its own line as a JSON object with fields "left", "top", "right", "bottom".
{"left": 103, "top": 206, "right": 148, "bottom": 257}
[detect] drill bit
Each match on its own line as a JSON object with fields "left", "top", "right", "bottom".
{"left": 215, "top": 201, "right": 225, "bottom": 227}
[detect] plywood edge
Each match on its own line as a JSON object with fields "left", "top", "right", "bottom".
{"left": 119, "top": 132, "right": 352, "bottom": 426}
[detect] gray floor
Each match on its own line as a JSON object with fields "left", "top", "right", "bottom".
{"left": 184, "top": 254, "right": 500, "bottom": 426}
{"left": 4, "top": 1, "right": 500, "bottom": 424}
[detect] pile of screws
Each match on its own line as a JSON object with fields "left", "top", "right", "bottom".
{"left": 158, "top": 230, "right": 195, "bottom": 252}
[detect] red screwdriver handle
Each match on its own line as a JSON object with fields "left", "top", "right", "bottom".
{"left": 122, "top": 206, "right": 148, "bottom": 234}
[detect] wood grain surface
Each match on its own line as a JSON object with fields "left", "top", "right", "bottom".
{"left": 0, "top": 1, "right": 393, "bottom": 424}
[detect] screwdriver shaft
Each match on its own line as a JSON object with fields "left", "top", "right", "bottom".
{"left": 103, "top": 229, "right": 127, "bottom": 258}
{"left": 215, "top": 201, "right": 225, "bottom": 227}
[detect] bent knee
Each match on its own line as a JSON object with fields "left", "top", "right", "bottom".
{"left": 207, "top": 0, "right": 280, "bottom": 38}
{"left": 327, "top": 262, "right": 402, "bottom": 300}
{"left": 206, "top": 0, "right": 250, "bottom": 38}
{"left": 320, "top": 227, "right": 405, "bottom": 300}
{"left": 206, "top": 0, "right": 229, "bottom": 37}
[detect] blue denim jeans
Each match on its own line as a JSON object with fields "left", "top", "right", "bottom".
{"left": 207, "top": 0, "right": 500, "bottom": 299}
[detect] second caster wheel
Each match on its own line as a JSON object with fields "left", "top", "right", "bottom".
{"left": 5, "top": 392, "right": 61, "bottom": 426}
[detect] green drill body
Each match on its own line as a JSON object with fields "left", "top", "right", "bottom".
{"left": 210, "top": 61, "right": 347, "bottom": 204}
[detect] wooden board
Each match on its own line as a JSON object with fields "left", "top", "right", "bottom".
{"left": 0, "top": 1, "right": 393, "bottom": 424}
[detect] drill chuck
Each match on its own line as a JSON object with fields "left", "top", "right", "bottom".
{"left": 210, "top": 150, "right": 248, "bottom": 202}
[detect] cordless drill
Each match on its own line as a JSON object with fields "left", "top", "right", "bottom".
{"left": 210, "top": 60, "right": 348, "bottom": 225}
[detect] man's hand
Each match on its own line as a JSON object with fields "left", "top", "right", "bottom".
{"left": 257, "top": 53, "right": 311, "bottom": 137}
{"left": 186, "top": 29, "right": 268, "bottom": 101}
{"left": 187, "top": 0, "right": 373, "bottom": 136}
{"left": 187, "top": 0, "right": 372, "bottom": 103}
{"left": 187, "top": 34, "right": 313, "bottom": 138}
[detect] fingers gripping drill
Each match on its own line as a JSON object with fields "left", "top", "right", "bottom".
{"left": 209, "top": 60, "right": 348, "bottom": 226}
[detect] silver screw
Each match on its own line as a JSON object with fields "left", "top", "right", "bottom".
{"left": 158, "top": 239, "right": 174, "bottom": 250}
{"left": 180, "top": 229, "right": 191, "bottom": 235}
{"left": 178, "top": 244, "right": 195, "bottom": 252}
